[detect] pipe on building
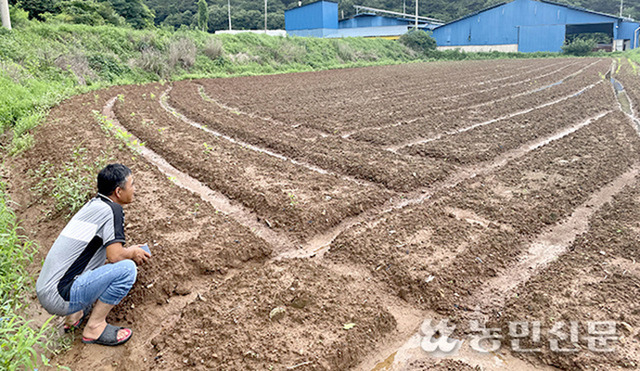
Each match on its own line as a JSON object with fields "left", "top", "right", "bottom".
{"left": 635, "top": 26, "right": 640, "bottom": 49}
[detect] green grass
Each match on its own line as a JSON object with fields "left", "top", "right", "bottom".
{"left": 31, "top": 146, "right": 110, "bottom": 219}
{"left": 0, "top": 184, "right": 68, "bottom": 370}
{"left": 626, "top": 48, "right": 640, "bottom": 67}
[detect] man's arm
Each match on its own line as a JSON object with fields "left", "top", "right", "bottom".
{"left": 106, "top": 242, "right": 150, "bottom": 265}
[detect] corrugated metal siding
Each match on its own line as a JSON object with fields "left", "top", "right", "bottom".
{"left": 288, "top": 28, "right": 339, "bottom": 37}
{"left": 619, "top": 21, "right": 640, "bottom": 44}
{"left": 339, "top": 15, "right": 410, "bottom": 29}
{"left": 433, "top": 0, "right": 625, "bottom": 51}
{"left": 326, "top": 25, "right": 411, "bottom": 38}
{"left": 285, "top": 1, "right": 338, "bottom": 31}
{"left": 518, "top": 24, "right": 565, "bottom": 52}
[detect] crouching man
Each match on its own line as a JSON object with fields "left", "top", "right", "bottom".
{"left": 36, "top": 163, "right": 150, "bottom": 346}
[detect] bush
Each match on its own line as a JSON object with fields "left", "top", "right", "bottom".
{"left": 398, "top": 29, "right": 437, "bottom": 54}
{"left": 275, "top": 42, "right": 306, "bottom": 64}
{"left": 8, "top": 5, "right": 31, "bottom": 28}
{"left": 335, "top": 41, "right": 356, "bottom": 62}
{"left": 168, "top": 37, "right": 196, "bottom": 70}
{"left": 134, "top": 47, "right": 169, "bottom": 77}
{"left": 561, "top": 39, "right": 595, "bottom": 56}
{"left": 87, "top": 53, "right": 131, "bottom": 81}
{"left": 0, "top": 185, "right": 60, "bottom": 371}
{"left": 203, "top": 38, "right": 224, "bottom": 60}
{"left": 54, "top": 51, "right": 97, "bottom": 85}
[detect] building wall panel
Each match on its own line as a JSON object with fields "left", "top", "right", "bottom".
{"left": 339, "top": 15, "right": 409, "bottom": 29}
{"left": 619, "top": 21, "right": 640, "bottom": 47}
{"left": 433, "top": 0, "right": 625, "bottom": 52}
{"left": 518, "top": 24, "right": 565, "bottom": 52}
{"left": 285, "top": 1, "right": 338, "bottom": 31}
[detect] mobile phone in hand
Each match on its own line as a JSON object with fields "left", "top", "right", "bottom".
{"left": 140, "top": 243, "right": 151, "bottom": 256}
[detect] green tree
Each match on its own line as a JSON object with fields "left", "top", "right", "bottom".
{"left": 198, "top": 0, "right": 209, "bottom": 31}
{"left": 53, "top": 0, "right": 124, "bottom": 26}
{"left": 106, "top": 0, "right": 154, "bottom": 29}
{"left": 561, "top": 38, "right": 595, "bottom": 56}
{"left": 10, "top": 0, "right": 57, "bottom": 20}
{"left": 398, "top": 29, "right": 437, "bottom": 54}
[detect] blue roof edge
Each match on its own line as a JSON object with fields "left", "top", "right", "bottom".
{"left": 434, "top": 0, "right": 637, "bottom": 30}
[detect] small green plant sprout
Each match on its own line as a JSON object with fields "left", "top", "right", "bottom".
{"left": 167, "top": 176, "right": 177, "bottom": 184}
{"left": 117, "top": 94, "right": 125, "bottom": 103}
{"left": 113, "top": 127, "right": 132, "bottom": 143}
{"left": 191, "top": 203, "right": 200, "bottom": 216}
{"left": 92, "top": 111, "right": 143, "bottom": 153}
{"left": 202, "top": 142, "right": 214, "bottom": 155}
{"left": 92, "top": 110, "right": 115, "bottom": 134}
{"left": 129, "top": 139, "right": 144, "bottom": 147}
{"left": 130, "top": 112, "right": 136, "bottom": 117}
{"left": 288, "top": 192, "right": 298, "bottom": 206}
{"left": 197, "top": 86, "right": 211, "bottom": 102}
{"left": 142, "top": 119, "right": 154, "bottom": 127}
{"left": 629, "top": 59, "right": 638, "bottom": 75}
{"left": 157, "top": 127, "right": 167, "bottom": 135}
{"left": 32, "top": 147, "right": 109, "bottom": 218}
{"left": 150, "top": 92, "right": 156, "bottom": 100}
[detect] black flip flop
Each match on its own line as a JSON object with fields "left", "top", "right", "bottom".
{"left": 82, "top": 324, "right": 133, "bottom": 346}
{"left": 63, "top": 310, "right": 88, "bottom": 333}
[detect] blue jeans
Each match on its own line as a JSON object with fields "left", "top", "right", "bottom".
{"left": 67, "top": 260, "right": 137, "bottom": 315}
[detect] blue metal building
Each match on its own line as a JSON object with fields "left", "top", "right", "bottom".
{"left": 432, "top": 0, "right": 640, "bottom": 52}
{"left": 285, "top": 1, "right": 439, "bottom": 39}
{"left": 285, "top": 0, "right": 339, "bottom": 38}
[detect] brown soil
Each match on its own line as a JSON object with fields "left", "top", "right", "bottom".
{"left": 111, "top": 83, "right": 391, "bottom": 243}
{"left": 7, "top": 58, "right": 640, "bottom": 371}
{"left": 198, "top": 59, "right": 579, "bottom": 134}
{"left": 495, "top": 175, "right": 640, "bottom": 370}
{"left": 353, "top": 59, "right": 610, "bottom": 147}
{"left": 167, "top": 81, "right": 452, "bottom": 192}
{"left": 401, "top": 82, "right": 615, "bottom": 164}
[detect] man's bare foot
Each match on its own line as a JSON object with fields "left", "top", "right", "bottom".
{"left": 82, "top": 321, "right": 130, "bottom": 342}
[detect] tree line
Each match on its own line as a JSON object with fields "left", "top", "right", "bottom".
{"left": 9, "top": 0, "right": 640, "bottom": 31}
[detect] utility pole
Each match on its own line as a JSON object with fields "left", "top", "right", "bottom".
{"left": 228, "top": 0, "right": 232, "bottom": 30}
{"left": 1, "top": 0, "right": 11, "bottom": 30}
{"left": 620, "top": 0, "right": 623, "bottom": 17}
{"left": 403, "top": 0, "right": 406, "bottom": 15}
{"left": 415, "top": 0, "right": 418, "bottom": 28}
{"left": 264, "top": 0, "right": 267, "bottom": 32}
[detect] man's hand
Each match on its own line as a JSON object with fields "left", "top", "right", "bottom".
{"left": 128, "top": 244, "right": 151, "bottom": 265}
{"left": 106, "top": 242, "right": 151, "bottom": 265}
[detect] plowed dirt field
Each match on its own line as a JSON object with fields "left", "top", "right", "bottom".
{"left": 9, "top": 57, "right": 640, "bottom": 370}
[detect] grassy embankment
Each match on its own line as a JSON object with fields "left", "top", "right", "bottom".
{"left": 626, "top": 48, "right": 640, "bottom": 66}
{"left": 0, "top": 14, "right": 565, "bottom": 368}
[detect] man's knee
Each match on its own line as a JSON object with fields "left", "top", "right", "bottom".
{"left": 117, "top": 259, "right": 137, "bottom": 286}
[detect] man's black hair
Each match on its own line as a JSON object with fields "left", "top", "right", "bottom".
{"left": 97, "top": 164, "right": 132, "bottom": 196}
